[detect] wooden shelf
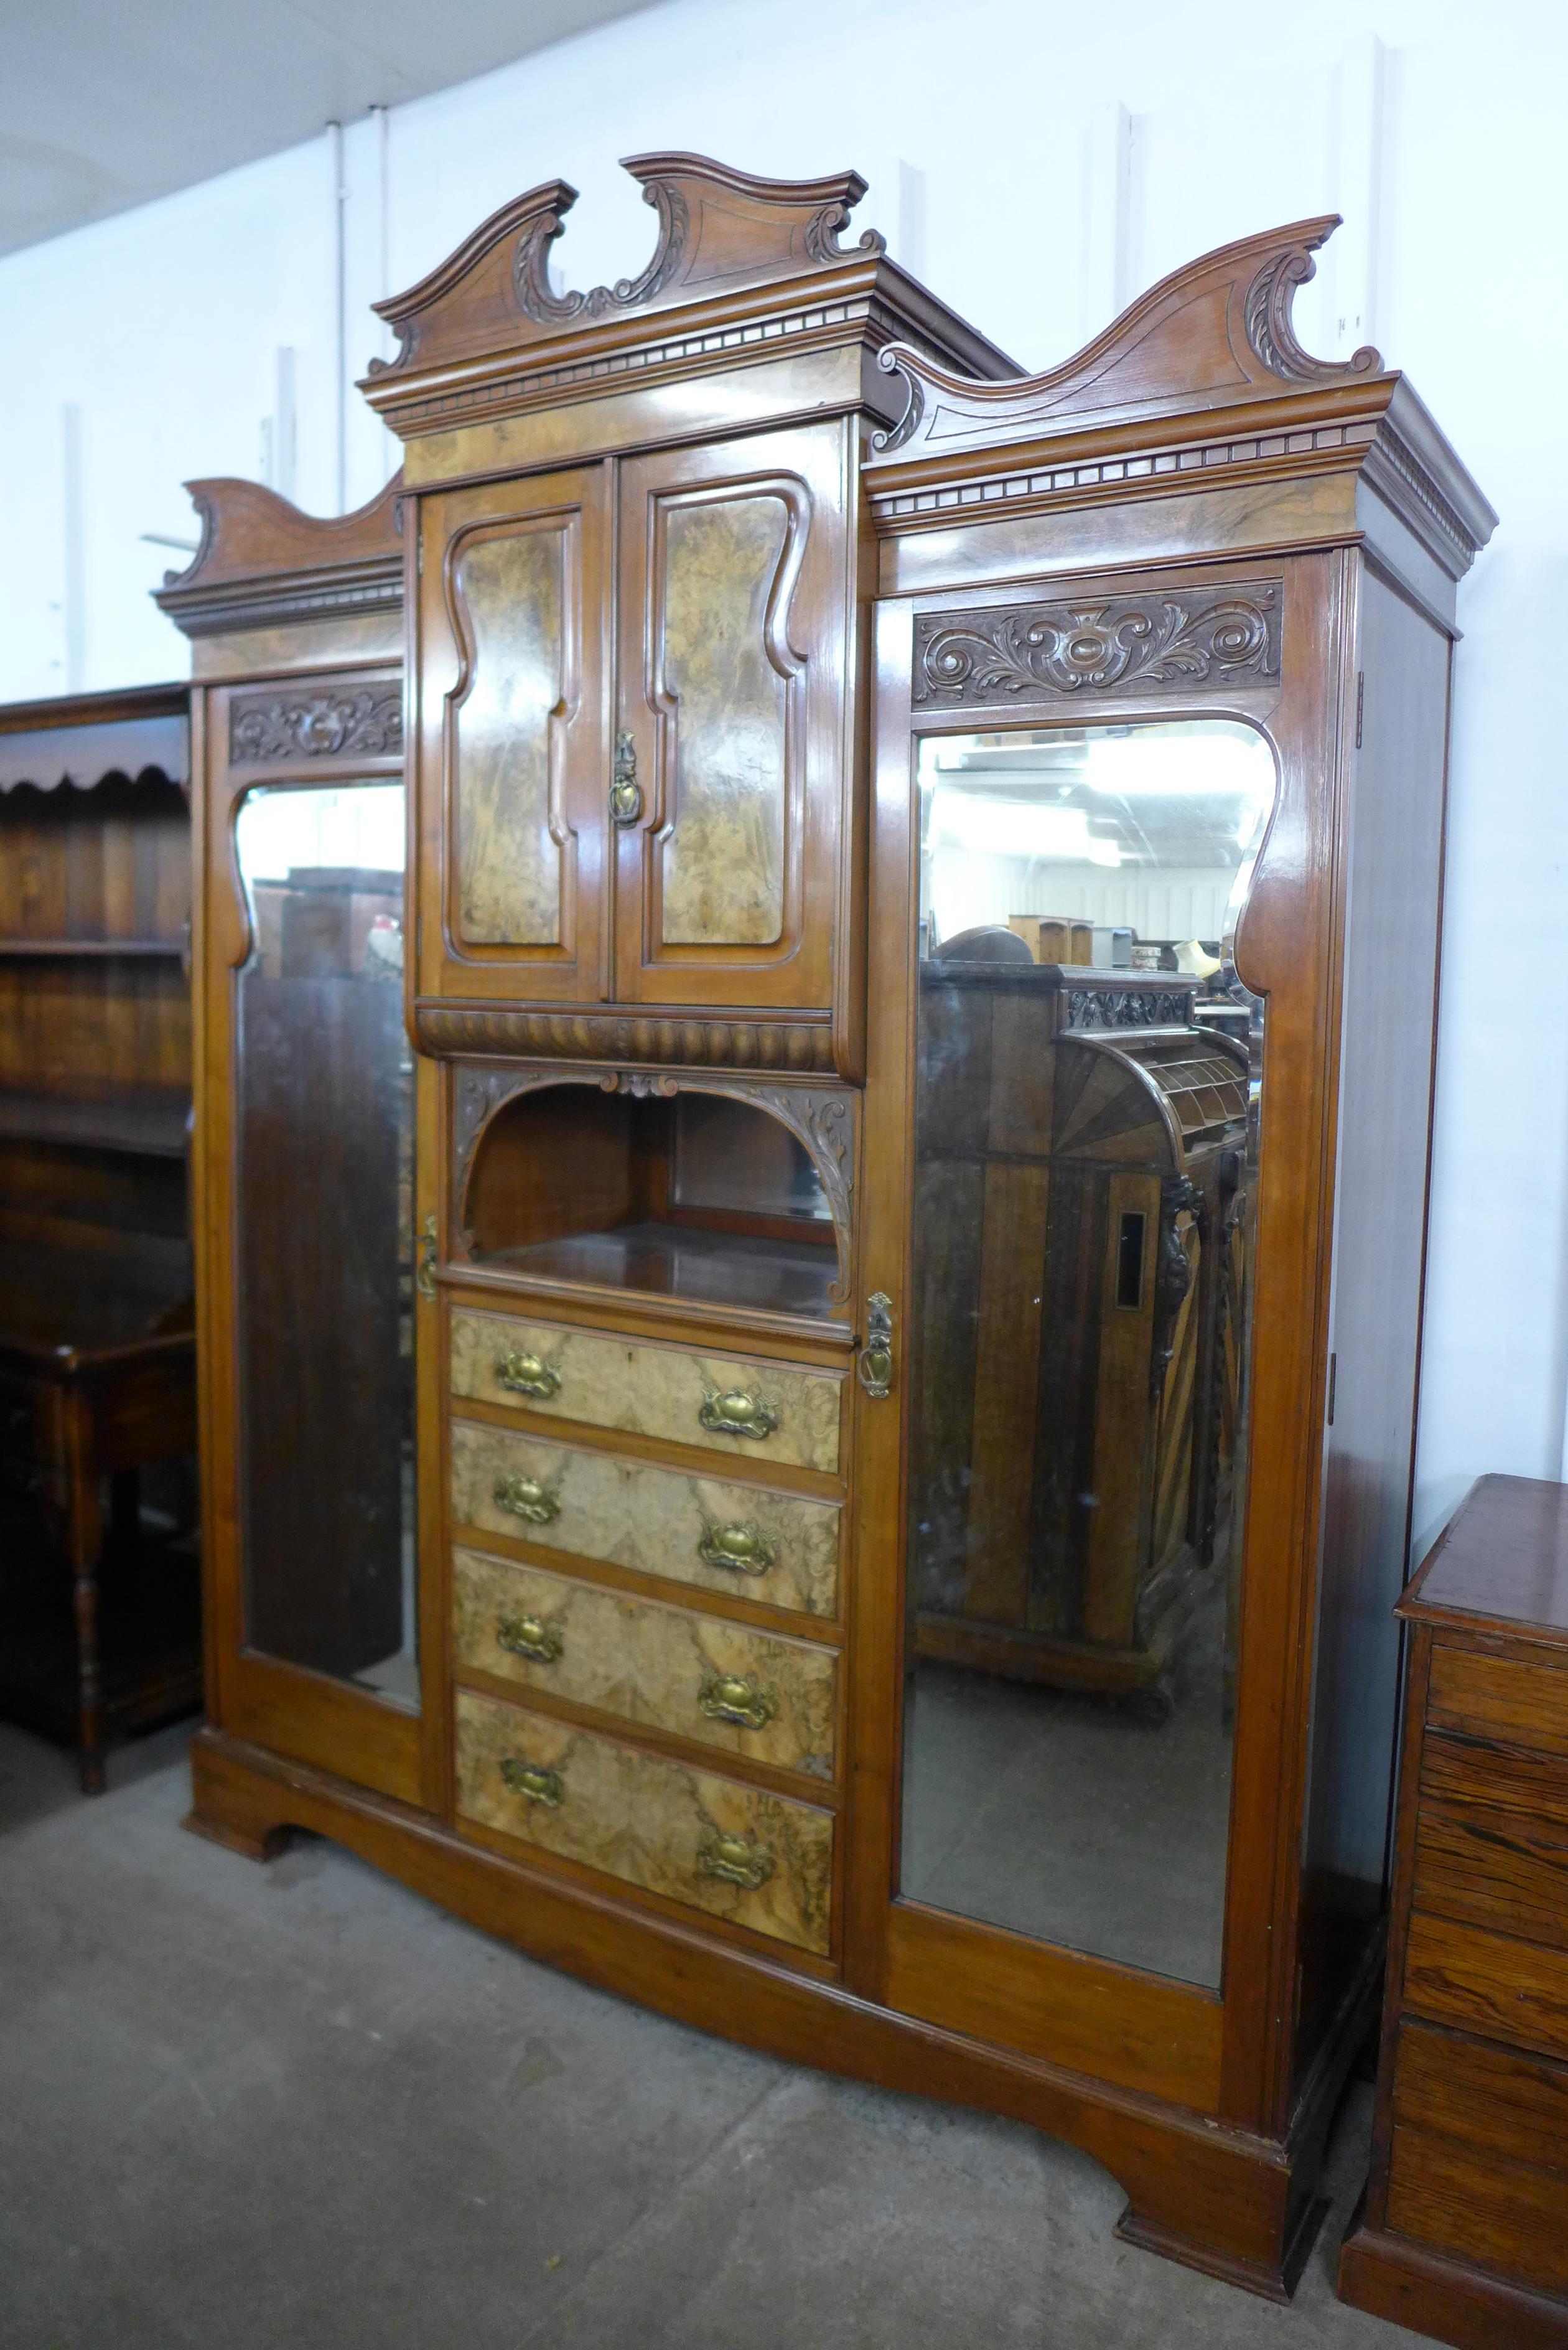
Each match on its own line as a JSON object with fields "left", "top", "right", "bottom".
{"left": 480, "top": 1219, "right": 841, "bottom": 1323}
{"left": 0, "top": 1090, "right": 191, "bottom": 1158}
{"left": 0, "top": 937, "right": 184, "bottom": 958}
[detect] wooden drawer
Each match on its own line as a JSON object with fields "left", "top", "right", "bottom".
{"left": 1422, "top": 1730, "right": 1568, "bottom": 1831}
{"left": 1404, "top": 1911, "right": 1568, "bottom": 2064}
{"left": 453, "top": 1545, "right": 838, "bottom": 1777}
{"left": 1415, "top": 1792, "right": 1568, "bottom": 1952}
{"left": 454, "top": 1687, "right": 834, "bottom": 1955}
{"left": 450, "top": 1307, "right": 842, "bottom": 1472}
{"left": 1429, "top": 1642, "right": 1568, "bottom": 1762}
{"left": 449, "top": 1418, "right": 839, "bottom": 1618}
{"left": 1387, "top": 2025, "right": 1568, "bottom": 2296}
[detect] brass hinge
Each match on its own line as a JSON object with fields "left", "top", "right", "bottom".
{"left": 1354, "top": 671, "right": 1365, "bottom": 749}
{"left": 1327, "top": 1352, "right": 1337, "bottom": 1426}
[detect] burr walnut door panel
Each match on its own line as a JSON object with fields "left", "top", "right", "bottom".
{"left": 612, "top": 423, "right": 854, "bottom": 1014}
{"left": 416, "top": 466, "right": 611, "bottom": 1005}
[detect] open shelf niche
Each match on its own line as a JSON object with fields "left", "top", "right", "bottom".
{"left": 456, "top": 1074, "right": 854, "bottom": 1328}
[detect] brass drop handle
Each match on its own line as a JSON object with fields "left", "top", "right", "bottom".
{"left": 499, "top": 1757, "right": 564, "bottom": 1807}
{"left": 609, "top": 729, "right": 643, "bottom": 826}
{"left": 698, "top": 1387, "right": 780, "bottom": 1441}
{"left": 696, "top": 1825, "right": 773, "bottom": 1890}
{"left": 416, "top": 1212, "right": 439, "bottom": 1300}
{"left": 698, "top": 1670, "right": 779, "bottom": 1732}
{"left": 697, "top": 1520, "right": 775, "bottom": 1577}
{"left": 496, "top": 1613, "right": 564, "bottom": 1664}
{"left": 857, "top": 1291, "right": 894, "bottom": 1399}
{"left": 495, "top": 1347, "right": 561, "bottom": 1400}
{"left": 493, "top": 1473, "right": 561, "bottom": 1526}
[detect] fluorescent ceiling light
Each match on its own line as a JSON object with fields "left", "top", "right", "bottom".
{"left": 931, "top": 793, "right": 1122, "bottom": 866}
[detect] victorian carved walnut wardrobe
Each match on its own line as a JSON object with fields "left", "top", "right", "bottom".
{"left": 166, "top": 155, "right": 1495, "bottom": 2297}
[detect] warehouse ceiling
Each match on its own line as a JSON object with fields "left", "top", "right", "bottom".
{"left": 0, "top": 0, "right": 659, "bottom": 258}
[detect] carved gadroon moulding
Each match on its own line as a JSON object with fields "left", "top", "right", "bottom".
{"left": 451, "top": 1062, "right": 857, "bottom": 1303}
{"left": 416, "top": 1003, "right": 839, "bottom": 1076}
{"left": 913, "top": 583, "right": 1281, "bottom": 705}
{"left": 229, "top": 685, "right": 403, "bottom": 763}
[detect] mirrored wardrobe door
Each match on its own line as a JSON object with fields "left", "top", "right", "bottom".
{"left": 895, "top": 717, "right": 1277, "bottom": 1993}
{"left": 230, "top": 777, "right": 421, "bottom": 1725}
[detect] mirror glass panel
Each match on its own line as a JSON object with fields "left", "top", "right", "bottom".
{"left": 899, "top": 719, "right": 1274, "bottom": 1987}
{"left": 234, "top": 781, "right": 418, "bottom": 1705}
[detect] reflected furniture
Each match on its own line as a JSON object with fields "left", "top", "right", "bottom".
{"left": 173, "top": 158, "right": 1495, "bottom": 2296}
{"left": 1338, "top": 1476, "right": 1568, "bottom": 2348}
{"left": 0, "top": 686, "right": 198, "bottom": 1790}
{"left": 911, "top": 953, "right": 1248, "bottom": 1710}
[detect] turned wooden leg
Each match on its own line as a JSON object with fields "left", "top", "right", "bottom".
{"left": 63, "top": 1402, "right": 106, "bottom": 1796}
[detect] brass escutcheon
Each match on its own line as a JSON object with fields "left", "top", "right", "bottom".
{"left": 857, "top": 1291, "right": 895, "bottom": 1399}
{"left": 499, "top": 1758, "right": 564, "bottom": 1807}
{"left": 697, "top": 1670, "right": 779, "bottom": 1733}
{"left": 697, "top": 1520, "right": 775, "bottom": 1576}
{"left": 609, "top": 729, "right": 642, "bottom": 825}
{"left": 698, "top": 1387, "right": 780, "bottom": 1442}
{"left": 495, "top": 1347, "right": 561, "bottom": 1400}
{"left": 493, "top": 1473, "right": 561, "bottom": 1526}
{"left": 416, "top": 1212, "right": 439, "bottom": 1300}
{"left": 696, "top": 1825, "right": 773, "bottom": 1891}
{"left": 495, "top": 1613, "right": 564, "bottom": 1664}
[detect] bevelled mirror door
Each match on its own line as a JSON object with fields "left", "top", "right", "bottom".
{"left": 898, "top": 718, "right": 1276, "bottom": 1989}
{"left": 233, "top": 780, "right": 418, "bottom": 1706}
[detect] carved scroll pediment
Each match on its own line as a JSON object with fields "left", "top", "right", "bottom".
{"left": 367, "top": 152, "right": 886, "bottom": 386}
{"left": 870, "top": 216, "right": 1387, "bottom": 464}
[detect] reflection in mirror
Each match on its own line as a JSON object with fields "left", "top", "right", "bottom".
{"left": 900, "top": 719, "right": 1275, "bottom": 1987}
{"left": 233, "top": 782, "right": 419, "bottom": 1705}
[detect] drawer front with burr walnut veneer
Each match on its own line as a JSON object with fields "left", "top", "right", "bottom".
{"left": 1339, "top": 1475, "right": 1568, "bottom": 2347}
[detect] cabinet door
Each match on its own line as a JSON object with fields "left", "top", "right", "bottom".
{"left": 416, "top": 466, "right": 610, "bottom": 1004}
{"left": 613, "top": 423, "right": 852, "bottom": 1015}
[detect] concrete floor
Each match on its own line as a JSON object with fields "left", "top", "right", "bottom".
{"left": 0, "top": 1721, "right": 1429, "bottom": 2350}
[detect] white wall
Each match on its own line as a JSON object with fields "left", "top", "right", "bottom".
{"left": 1, "top": 0, "right": 1562, "bottom": 1552}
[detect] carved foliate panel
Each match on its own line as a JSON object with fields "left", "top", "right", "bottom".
{"left": 653, "top": 489, "right": 803, "bottom": 947}
{"left": 913, "top": 584, "right": 1281, "bottom": 706}
{"left": 230, "top": 684, "right": 401, "bottom": 762}
{"left": 449, "top": 521, "right": 570, "bottom": 945}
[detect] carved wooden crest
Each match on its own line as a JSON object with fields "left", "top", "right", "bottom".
{"left": 870, "top": 217, "right": 1386, "bottom": 463}
{"left": 368, "top": 153, "right": 887, "bottom": 382}
{"left": 156, "top": 474, "right": 404, "bottom": 639}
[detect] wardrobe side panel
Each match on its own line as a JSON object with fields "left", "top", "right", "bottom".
{"left": 1297, "top": 563, "right": 1453, "bottom": 2080}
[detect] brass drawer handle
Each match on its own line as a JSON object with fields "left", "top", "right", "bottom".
{"left": 499, "top": 1758, "right": 564, "bottom": 1807}
{"left": 698, "top": 1386, "right": 780, "bottom": 1441}
{"left": 698, "top": 1670, "right": 779, "bottom": 1732}
{"left": 857, "top": 1291, "right": 894, "bottom": 1399}
{"left": 698, "top": 1520, "right": 775, "bottom": 1577}
{"left": 609, "top": 729, "right": 643, "bottom": 825}
{"left": 496, "top": 1613, "right": 563, "bottom": 1664}
{"left": 493, "top": 1473, "right": 561, "bottom": 1526}
{"left": 696, "top": 1825, "right": 773, "bottom": 1891}
{"left": 495, "top": 1347, "right": 561, "bottom": 1401}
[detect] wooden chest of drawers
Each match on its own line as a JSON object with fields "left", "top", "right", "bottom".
{"left": 1339, "top": 1475, "right": 1568, "bottom": 2348}
{"left": 446, "top": 1299, "right": 847, "bottom": 1965}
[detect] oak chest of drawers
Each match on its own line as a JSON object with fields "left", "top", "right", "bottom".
{"left": 1339, "top": 1475, "right": 1568, "bottom": 2348}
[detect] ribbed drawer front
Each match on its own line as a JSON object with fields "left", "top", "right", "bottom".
{"left": 449, "top": 1418, "right": 839, "bottom": 1617}
{"left": 453, "top": 1545, "right": 838, "bottom": 1777}
{"left": 450, "top": 1308, "right": 843, "bottom": 1472}
{"left": 1428, "top": 1642, "right": 1568, "bottom": 1762}
{"left": 455, "top": 1687, "right": 834, "bottom": 1954}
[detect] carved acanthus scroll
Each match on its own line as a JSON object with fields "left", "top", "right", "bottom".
{"left": 913, "top": 584, "right": 1281, "bottom": 705}
{"left": 229, "top": 685, "right": 403, "bottom": 762}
